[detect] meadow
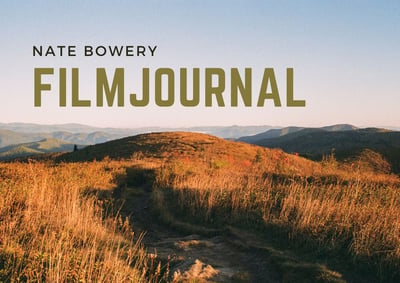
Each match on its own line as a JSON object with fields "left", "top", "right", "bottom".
{"left": 154, "top": 149, "right": 400, "bottom": 276}
{"left": 1, "top": 132, "right": 399, "bottom": 282}
{"left": 149, "top": 133, "right": 400, "bottom": 281}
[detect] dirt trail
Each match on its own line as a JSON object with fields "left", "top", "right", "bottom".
{"left": 122, "top": 184, "right": 281, "bottom": 282}
{"left": 127, "top": 180, "right": 386, "bottom": 283}
{"left": 108, "top": 177, "right": 368, "bottom": 283}
{"left": 118, "top": 182, "right": 360, "bottom": 283}
{"left": 124, "top": 183, "right": 373, "bottom": 283}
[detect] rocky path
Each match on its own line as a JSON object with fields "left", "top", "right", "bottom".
{"left": 121, "top": 184, "right": 282, "bottom": 282}
{"left": 117, "top": 182, "right": 358, "bottom": 283}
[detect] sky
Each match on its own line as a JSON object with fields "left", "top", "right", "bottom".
{"left": 0, "top": 0, "right": 399, "bottom": 128}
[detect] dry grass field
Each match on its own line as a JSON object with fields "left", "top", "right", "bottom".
{"left": 0, "top": 161, "right": 167, "bottom": 282}
{"left": 1, "top": 132, "right": 399, "bottom": 282}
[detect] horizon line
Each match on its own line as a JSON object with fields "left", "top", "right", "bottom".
{"left": 0, "top": 121, "right": 399, "bottom": 130}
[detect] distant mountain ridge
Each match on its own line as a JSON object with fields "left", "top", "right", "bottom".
{"left": 0, "top": 138, "right": 79, "bottom": 160}
{"left": 0, "top": 123, "right": 103, "bottom": 133}
{"left": 0, "top": 123, "right": 276, "bottom": 148}
{"left": 0, "top": 129, "right": 116, "bottom": 148}
{"left": 0, "top": 123, "right": 275, "bottom": 138}
{"left": 238, "top": 124, "right": 358, "bottom": 143}
{"left": 0, "top": 123, "right": 277, "bottom": 159}
{"left": 238, "top": 126, "right": 400, "bottom": 173}
{"left": 1, "top": 123, "right": 399, "bottom": 173}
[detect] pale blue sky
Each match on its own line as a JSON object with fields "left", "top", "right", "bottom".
{"left": 1, "top": 0, "right": 399, "bottom": 128}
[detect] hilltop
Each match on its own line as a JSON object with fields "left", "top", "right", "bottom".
{"left": 57, "top": 131, "right": 315, "bottom": 173}
{"left": 2, "top": 123, "right": 399, "bottom": 167}
{"left": 58, "top": 131, "right": 265, "bottom": 160}
{"left": 0, "top": 123, "right": 275, "bottom": 145}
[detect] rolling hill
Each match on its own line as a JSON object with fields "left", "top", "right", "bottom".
{"left": 0, "top": 129, "right": 122, "bottom": 148}
{"left": 3, "top": 131, "right": 400, "bottom": 282}
{"left": 238, "top": 124, "right": 357, "bottom": 143}
{"left": 53, "top": 130, "right": 400, "bottom": 282}
{"left": 56, "top": 131, "right": 271, "bottom": 162}
{"left": 0, "top": 123, "right": 275, "bottom": 143}
{"left": 241, "top": 127, "right": 400, "bottom": 173}
{"left": 0, "top": 124, "right": 277, "bottom": 159}
{"left": 56, "top": 131, "right": 316, "bottom": 173}
{"left": 0, "top": 129, "right": 45, "bottom": 148}
{"left": 3, "top": 123, "right": 399, "bottom": 175}
{"left": 0, "top": 138, "right": 79, "bottom": 160}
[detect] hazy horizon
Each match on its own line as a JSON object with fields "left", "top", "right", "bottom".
{"left": 0, "top": 121, "right": 399, "bottom": 131}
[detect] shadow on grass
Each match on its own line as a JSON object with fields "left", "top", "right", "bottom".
{"left": 151, "top": 183, "right": 400, "bottom": 283}
{"left": 85, "top": 166, "right": 399, "bottom": 283}
{"left": 82, "top": 166, "right": 171, "bottom": 282}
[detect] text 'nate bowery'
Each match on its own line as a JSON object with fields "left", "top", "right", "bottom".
{"left": 33, "top": 45, "right": 158, "bottom": 57}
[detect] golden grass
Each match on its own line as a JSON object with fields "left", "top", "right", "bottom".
{"left": 153, "top": 150, "right": 400, "bottom": 274}
{"left": 2, "top": 132, "right": 400, "bottom": 280}
{"left": 0, "top": 161, "right": 163, "bottom": 282}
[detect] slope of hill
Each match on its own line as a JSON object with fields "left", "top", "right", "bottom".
{"left": 50, "top": 131, "right": 117, "bottom": 144}
{"left": 0, "top": 138, "right": 78, "bottom": 160}
{"left": 188, "top": 125, "right": 275, "bottom": 139}
{"left": 4, "top": 131, "right": 400, "bottom": 282}
{"left": 246, "top": 128, "right": 400, "bottom": 173}
{"left": 55, "top": 131, "right": 400, "bottom": 282}
{"left": 57, "top": 131, "right": 277, "bottom": 162}
{"left": 0, "top": 129, "right": 122, "bottom": 148}
{"left": 238, "top": 126, "right": 305, "bottom": 143}
{"left": 0, "top": 129, "right": 45, "bottom": 148}
{"left": 56, "top": 131, "right": 318, "bottom": 176}
{"left": 238, "top": 124, "right": 357, "bottom": 143}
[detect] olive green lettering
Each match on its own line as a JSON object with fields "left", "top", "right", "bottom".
{"left": 96, "top": 68, "right": 124, "bottom": 107}
{"left": 155, "top": 68, "right": 174, "bottom": 107}
{"left": 130, "top": 68, "right": 150, "bottom": 106}
{"left": 72, "top": 68, "right": 90, "bottom": 107}
{"left": 34, "top": 68, "right": 53, "bottom": 107}
{"left": 286, "top": 68, "right": 305, "bottom": 107}
{"left": 205, "top": 68, "right": 225, "bottom": 107}
{"left": 231, "top": 68, "right": 252, "bottom": 107}
{"left": 257, "top": 68, "right": 281, "bottom": 107}
{"left": 180, "top": 68, "right": 200, "bottom": 106}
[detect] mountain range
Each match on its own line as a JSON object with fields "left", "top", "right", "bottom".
{"left": 0, "top": 123, "right": 276, "bottom": 147}
{"left": 238, "top": 125, "right": 400, "bottom": 173}
{"left": 1, "top": 123, "right": 399, "bottom": 174}
{"left": 238, "top": 124, "right": 358, "bottom": 143}
{"left": 0, "top": 138, "right": 78, "bottom": 160}
{"left": 0, "top": 123, "right": 275, "bottom": 160}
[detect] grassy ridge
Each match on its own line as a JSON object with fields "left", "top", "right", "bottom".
{"left": 2, "top": 132, "right": 400, "bottom": 281}
{"left": 245, "top": 128, "right": 400, "bottom": 173}
{"left": 142, "top": 133, "right": 400, "bottom": 280}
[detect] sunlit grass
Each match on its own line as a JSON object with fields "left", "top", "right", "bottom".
{"left": 152, "top": 143, "right": 400, "bottom": 276}
{"left": 0, "top": 161, "right": 163, "bottom": 282}
{"left": 1, "top": 131, "right": 399, "bottom": 281}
